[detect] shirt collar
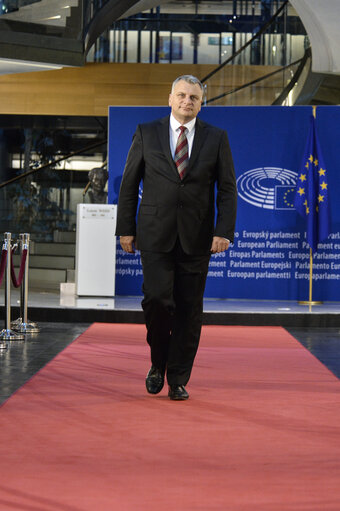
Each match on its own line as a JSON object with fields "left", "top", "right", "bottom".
{"left": 170, "top": 114, "right": 196, "bottom": 134}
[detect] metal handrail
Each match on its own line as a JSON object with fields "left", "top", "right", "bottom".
{"left": 83, "top": 0, "right": 139, "bottom": 54}
{"left": 201, "top": 0, "right": 289, "bottom": 84}
{"left": 0, "top": 139, "right": 106, "bottom": 190}
{"left": 205, "top": 55, "right": 305, "bottom": 105}
{"left": 272, "top": 47, "right": 312, "bottom": 105}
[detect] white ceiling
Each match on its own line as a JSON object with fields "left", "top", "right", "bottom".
{"left": 0, "top": 58, "right": 63, "bottom": 76}
{"left": 290, "top": 0, "right": 340, "bottom": 75}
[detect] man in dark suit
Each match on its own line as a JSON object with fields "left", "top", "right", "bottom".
{"left": 116, "top": 75, "right": 237, "bottom": 400}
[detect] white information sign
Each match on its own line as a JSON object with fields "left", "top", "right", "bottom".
{"left": 76, "top": 204, "right": 117, "bottom": 296}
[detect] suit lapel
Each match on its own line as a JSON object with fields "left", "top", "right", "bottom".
{"left": 185, "top": 117, "right": 206, "bottom": 178}
{"left": 158, "top": 116, "right": 179, "bottom": 177}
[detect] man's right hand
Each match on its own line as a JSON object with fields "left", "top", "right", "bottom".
{"left": 120, "top": 236, "right": 136, "bottom": 253}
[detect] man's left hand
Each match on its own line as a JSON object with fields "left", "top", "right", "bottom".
{"left": 210, "top": 236, "right": 230, "bottom": 254}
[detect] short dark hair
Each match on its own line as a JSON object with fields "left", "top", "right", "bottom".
{"left": 171, "top": 75, "right": 204, "bottom": 94}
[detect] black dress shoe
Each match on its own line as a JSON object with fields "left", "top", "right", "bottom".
{"left": 168, "top": 385, "right": 189, "bottom": 401}
{"left": 145, "top": 366, "right": 165, "bottom": 394}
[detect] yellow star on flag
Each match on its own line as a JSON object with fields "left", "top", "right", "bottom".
{"left": 294, "top": 115, "right": 330, "bottom": 252}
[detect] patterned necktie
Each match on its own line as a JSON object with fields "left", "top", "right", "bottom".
{"left": 174, "top": 126, "right": 188, "bottom": 180}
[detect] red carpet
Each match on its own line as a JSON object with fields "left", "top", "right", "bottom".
{"left": 0, "top": 324, "right": 340, "bottom": 511}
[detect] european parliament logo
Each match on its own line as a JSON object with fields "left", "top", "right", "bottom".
{"left": 236, "top": 167, "right": 298, "bottom": 210}
{"left": 275, "top": 186, "right": 296, "bottom": 210}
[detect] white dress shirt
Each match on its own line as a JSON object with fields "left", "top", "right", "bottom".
{"left": 169, "top": 114, "right": 196, "bottom": 159}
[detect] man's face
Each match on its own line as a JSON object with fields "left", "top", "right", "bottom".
{"left": 168, "top": 80, "right": 203, "bottom": 124}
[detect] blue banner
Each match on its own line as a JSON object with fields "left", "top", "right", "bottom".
{"left": 108, "top": 106, "right": 340, "bottom": 301}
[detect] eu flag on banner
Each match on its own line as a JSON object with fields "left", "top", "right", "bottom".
{"left": 294, "top": 114, "right": 331, "bottom": 252}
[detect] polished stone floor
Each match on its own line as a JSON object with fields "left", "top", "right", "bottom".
{"left": 0, "top": 322, "right": 90, "bottom": 405}
{"left": 4, "top": 289, "right": 340, "bottom": 314}
{"left": 0, "top": 322, "right": 339, "bottom": 406}
{"left": 2, "top": 290, "right": 339, "bottom": 326}
{"left": 286, "top": 327, "right": 340, "bottom": 380}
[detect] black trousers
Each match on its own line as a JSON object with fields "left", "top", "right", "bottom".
{"left": 140, "top": 239, "right": 210, "bottom": 386}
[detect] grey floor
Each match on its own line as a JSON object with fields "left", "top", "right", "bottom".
{"left": 4, "top": 289, "right": 340, "bottom": 314}
{"left": 0, "top": 322, "right": 90, "bottom": 405}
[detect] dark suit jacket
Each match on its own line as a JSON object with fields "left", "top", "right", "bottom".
{"left": 116, "top": 115, "right": 237, "bottom": 255}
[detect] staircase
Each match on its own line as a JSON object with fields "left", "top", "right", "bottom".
{"left": 2, "top": 0, "right": 79, "bottom": 27}
{"left": 0, "top": 0, "right": 84, "bottom": 69}
{"left": 13, "top": 231, "right": 76, "bottom": 291}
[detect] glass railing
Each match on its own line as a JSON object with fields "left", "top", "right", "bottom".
{"left": 85, "top": 0, "right": 307, "bottom": 66}
{"left": 203, "top": 60, "right": 301, "bottom": 106}
{"left": 83, "top": 0, "right": 118, "bottom": 54}
{"left": 0, "top": 124, "right": 107, "bottom": 242}
{"left": 2, "top": 168, "right": 77, "bottom": 242}
{"left": 87, "top": 29, "right": 307, "bottom": 67}
{"left": 200, "top": 0, "right": 309, "bottom": 106}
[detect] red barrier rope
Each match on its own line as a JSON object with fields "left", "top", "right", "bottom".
{"left": 0, "top": 249, "right": 7, "bottom": 287}
{"left": 10, "top": 249, "right": 27, "bottom": 288}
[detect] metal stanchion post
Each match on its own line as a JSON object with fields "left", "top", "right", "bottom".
{"left": 0, "top": 339, "right": 8, "bottom": 350}
{"left": 0, "top": 232, "right": 25, "bottom": 341}
{"left": 11, "top": 233, "right": 40, "bottom": 334}
{"left": 0, "top": 235, "right": 8, "bottom": 350}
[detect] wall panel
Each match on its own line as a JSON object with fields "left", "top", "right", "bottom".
{"left": 0, "top": 63, "right": 280, "bottom": 116}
